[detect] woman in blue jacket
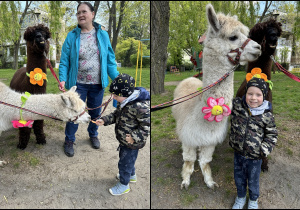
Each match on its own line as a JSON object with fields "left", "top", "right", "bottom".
{"left": 59, "top": 2, "right": 119, "bottom": 157}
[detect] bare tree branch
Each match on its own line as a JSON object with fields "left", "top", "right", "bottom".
{"left": 259, "top": 1, "right": 273, "bottom": 23}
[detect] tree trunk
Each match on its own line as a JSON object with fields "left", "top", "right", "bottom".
{"left": 13, "top": 39, "right": 21, "bottom": 70}
{"left": 151, "top": 1, "right": 170, "bottom": 94}
{"left": 107, "top": 1, "right": 113, "bottom": 41}
{"left": 12, "top": 1, "right": 32, "bottom": 70}
{"left": 111, "top": 1, "right": 126, "bottom": 52}
{"left": 93, "top": 1, "right": 100, "bottom": 17}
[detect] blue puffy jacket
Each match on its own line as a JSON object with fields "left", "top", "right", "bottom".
{"left": 59, "top": 22, "right": 119, "bottom": 90}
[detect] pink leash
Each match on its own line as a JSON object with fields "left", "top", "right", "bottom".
{"left": 45, "top": 59, "right": 65, "bottom": 92}
{"left": 270, "top": 55, "right": 300, "bottom": 82}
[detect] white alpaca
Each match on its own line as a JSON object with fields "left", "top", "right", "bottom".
{"left": 172, "top": 4, "right": 261, "bottom": 189}
{"left": 0, "top": 81, "right": 91, "bottom": 166}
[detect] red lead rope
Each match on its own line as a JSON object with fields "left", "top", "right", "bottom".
{"left": 46, "top": 59, "right": 66, "bottom": 92}
{"left": 270, "top": 55, "right": 300, "bottom": 82}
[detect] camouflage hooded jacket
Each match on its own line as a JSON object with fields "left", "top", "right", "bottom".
{"left": 101, "top": 87, "right": 150, "bottom": 150}
{"left": 229, "top": 97, "right": 278, "bottom": 159}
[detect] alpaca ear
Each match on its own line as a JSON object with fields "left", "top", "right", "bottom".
{"left": 24, "top": 27, "right": 34, "bottom": 41}
{"left": 232, "top": 15, "right": 238, "bottom": 20}
{"left": 206, "top": 4, "right": 220, "bottom": 34}
{"left": 61, "top": 95, "right": 72, "bottom": 107}
{"left": 69, "top": 86, "right": 77, "bottom": 92}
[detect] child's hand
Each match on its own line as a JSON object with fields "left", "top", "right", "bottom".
{"left": 126, "top": 134, "right": 134, "bottom": 144}
{"left": 92, "top": 119, "right": 104, "bottom": 126}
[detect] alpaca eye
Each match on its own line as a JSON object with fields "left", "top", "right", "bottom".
{"left": 229, "top": 36, "right": 238, "bottom": 41}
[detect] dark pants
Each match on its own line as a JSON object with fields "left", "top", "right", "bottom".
{"left": 118, "top": 145, "right": 139, "bottom": 185}
{"left": 65, "top": 83, "right": 104, "bottom": 142}
{"left": 234, "top": 152, "right": 262, "bottom": 201}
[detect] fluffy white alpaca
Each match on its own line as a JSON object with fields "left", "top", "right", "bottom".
{"left": 0, "top": 81, "right": 90, "bottom": 166}
{"left": 172, "top": 4, "right": 261, "bottom": 189}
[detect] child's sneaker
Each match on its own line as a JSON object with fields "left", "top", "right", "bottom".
{"left": 232, "top": 196, "right": 246, "bottom": 209}
{"left": 248, "top": 199, "right": 258, "bottom": 209}
{"left": 109, "top": 181, "right": 130, "bottom": 196}
{"left": 117, "top": 173, "right": 137, "bottom": 183}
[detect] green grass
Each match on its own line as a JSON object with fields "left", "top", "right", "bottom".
{"left": 0, "top": 67, "right": 150, "bottom": 95}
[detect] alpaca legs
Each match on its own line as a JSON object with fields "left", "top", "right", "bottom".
{"left": 261, "top": 156, "right": 268, "bottom": 172}
{"left": 198, "top": 145, "right": 219, "bottom": 189}
{"left": 16, "top": 120, "right": 46, "bottom": 149}
{"left": 33, "top": 120, "right": 46, "bottom": 145}
{"left": 181, "top": 144, "right": 197, "bottom": 190}
{"left": 17, "top": 127, "right": 31, "bottom": 150}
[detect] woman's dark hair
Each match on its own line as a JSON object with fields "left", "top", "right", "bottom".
{"left": 77, "top": 2, "right": 94, "bottom": 12}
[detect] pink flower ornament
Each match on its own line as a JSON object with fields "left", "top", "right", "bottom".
{"left": 12, "top": 120, "right": 34, "bottom": 128}
{"left": 202, "top": 97, "right": 231, "bottom": 122}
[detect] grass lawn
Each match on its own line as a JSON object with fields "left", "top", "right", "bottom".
{"left": 0, "top": 67, "right": 150, "bottom": 95}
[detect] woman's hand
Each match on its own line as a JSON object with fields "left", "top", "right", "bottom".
{"left": 59, "top": 81, "right": 66, "bottom": 92}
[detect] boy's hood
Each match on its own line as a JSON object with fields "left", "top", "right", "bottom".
{"left": 135, "top": 87, "right": 150, "bottom": 101}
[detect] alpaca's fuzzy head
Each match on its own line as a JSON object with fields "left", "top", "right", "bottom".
{"left": 24, "top": 24, "right": 51, "bottom": 54}
{"left": 204, "top": 4, "right": 261, "bottom": 66}
{"left": 59, "top": 86, "right": 91, "bottom": 124}
{"left": 249, "top": 18, "right": 282, "bottom": 55}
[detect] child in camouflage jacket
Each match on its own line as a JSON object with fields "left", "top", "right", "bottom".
{"left": 94, "top": 73, "right": 150, "bottom": 196}
{"left": 230, "top": 76, "right": 278, "bottom": 209}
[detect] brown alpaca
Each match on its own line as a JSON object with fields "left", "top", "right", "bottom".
{"left": 236, "top": 18, "right": 282, "bottom": 172}
{"left": 10, "top": 24, "right": 51, "bottom": 150}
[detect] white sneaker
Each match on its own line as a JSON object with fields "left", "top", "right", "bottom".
{"left": 248, "top": 199, "right": 258, "bottom": 209}
{"left": 232, "top": 196, "right": 246, "bottom": 209}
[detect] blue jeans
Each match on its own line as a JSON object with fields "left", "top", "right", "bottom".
{"left": 118, "top": 145, "right": 139, "bottom": 185}
{"left": 234, "top": 152, "right": 262, "bottom": 201}
{"left": 65, "top": 83, "right": 104, "bottom": 143}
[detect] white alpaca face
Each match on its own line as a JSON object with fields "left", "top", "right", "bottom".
{"left": 70, "top": 106, "right": 91, "bottom": 124}
{"left": 206, "top": 5, "right": 261, "bottom": 66}
{"left": 60, "top": 87, "right": 91, "bottom": 124}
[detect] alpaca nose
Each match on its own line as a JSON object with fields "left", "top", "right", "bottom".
{"left": 255, "top": 44, "right": 261, "bottom": 50}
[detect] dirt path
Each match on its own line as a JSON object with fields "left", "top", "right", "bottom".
{"left": 0, "top": 95, "right": 150, "bottom": 209}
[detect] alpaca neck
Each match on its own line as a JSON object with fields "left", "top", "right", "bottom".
{"left": 23, "top": 94, "right": 59, "bottom": 120}
{"left": 26, "top": 51, "right": 47, "bottom": 73}
{"left": 247, "top": 53, "right": 273, "bottom": 79}
{"left": 199, "top": 51, "right": 234, "bottom": 110}
{"left": 202, "top": 53, "right": 234, "bottom": 86}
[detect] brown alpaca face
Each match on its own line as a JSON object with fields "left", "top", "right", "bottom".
{"left": 24, "top": 25, "right": 51, "bottom": 54}
{"left": 265, "top": 27, "right": 280, "bottom": 54}
{"left": 33, "top": 30, "right": 49, "bottom": 52}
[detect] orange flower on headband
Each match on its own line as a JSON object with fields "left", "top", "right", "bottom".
{"left": 246, "top": 68, "right": 268, "bottom": 82}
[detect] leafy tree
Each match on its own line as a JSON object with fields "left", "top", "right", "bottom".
{"left": 115, "top": 37, "right": 149, "bottom": 67}
{"left": 167, "top": 1, "right": 260, "bottom": 69}
{"left": 280, "top": 46, "right": 291, "bottom": 63}
{"left": 0, "top": 1, "right": 65, "bottom": 69}
{"left": 0, "top": 1, "right": 21, "bottom": 46}
{"left": 121, "top": 1, "right": 150, "bottom": 40}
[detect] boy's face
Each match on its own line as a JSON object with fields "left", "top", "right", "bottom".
{"left": 113, "top": 94, "right": 127, "bottom": 103}
{"left": 246, "top": 86, "right": 264, "bottom": 108}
